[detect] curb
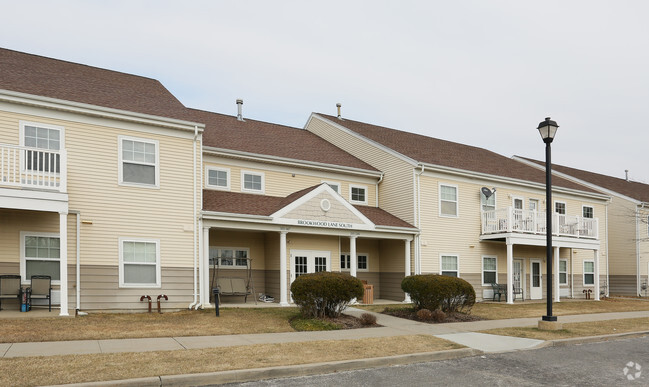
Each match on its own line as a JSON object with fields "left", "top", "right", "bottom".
{"left": 58, "top": 348, "right": 482, "bottom": 387}
{"left": 546, "top": 330, "right": 649, "bottom": 347}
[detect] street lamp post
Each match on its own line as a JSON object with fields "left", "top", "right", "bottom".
{"left": 538, "top": 117, "right": 559, "bottom": 322}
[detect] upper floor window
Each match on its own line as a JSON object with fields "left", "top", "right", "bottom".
{"left": 322, "top": 181, "right": 340, "bottom": 193}
{"left": 513, "top": 198, "right": 524, "bottom": 210}
{"left": 481, "top": 191, "right": 495, "bottom": 212}
{"left": 349, "top": 184, "right": 367, "bottom": 205}
{"left": 555, "top": 201, "right": 566, "bottom": 215}
{"left": 206, "top": 167, "right": 230, "bottom": 190}
{"left": 241, "top": 171, "right": 264, "bottom": 193}
{"left": 582, "top": 206, "right": 594, "bottom": 218}
{"left": 21, "top": 122, "right": 63, "bottom": 173}
{"left": 119, "top": 136, "right": 159, "bottom": 188}
{"left": 441, "top": 255, "right": 459, "bottom": 277}
{"left": 529, "top": 199, "right": 539, "bottom": 211}
{"left": 440, "top": 184, "right": 458, "bottom": 217}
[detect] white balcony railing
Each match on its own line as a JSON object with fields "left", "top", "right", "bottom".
{"left": 0, "top": 144, "right": 67, "bottom": 192}
{"left": 481, "top": 207, "right": 598, "bottom": 239}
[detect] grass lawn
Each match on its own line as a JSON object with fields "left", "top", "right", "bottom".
{"left": 482, "top": 317, "right": 649, "bottom": 340}
{"left": 0, "top": 308, "right": 302, "bottom": 343}
{"left": 0, "top": 335, "right": 463, "bottom": 387}
{"left": 357, "top": 298, "right": 649, "bottom": 320}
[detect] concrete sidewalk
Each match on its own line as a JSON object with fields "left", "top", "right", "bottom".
{"left": 2, "top": 309, "right": 648, "bottom": 358}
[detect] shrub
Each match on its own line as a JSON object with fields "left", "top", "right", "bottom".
{"left": 359, "top": 313, "right": 377, "bottom": 326}
{"left": 416, "top": 308, "right": 433, "bottom": 321}
{"left": 430, "top": 309, "right": 446, "bottom": 323}
{"left": 401, "top": 274, "right": 476, "bottom": 314}
{"left": 290, "top": 272, "right": 364, "bottom": 318}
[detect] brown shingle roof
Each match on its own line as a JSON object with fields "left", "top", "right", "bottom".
{"left": 189, "top": 108, "right": 378, "bottom": 171}
{"left": 0, "top": 47, "right": 192, "bottom": 121}
{"left": 316, "top": 114, "right": 598, "bottom": 193}
{"left": 518, "top": 156, "right": 649, "bottom": 203}
{"left": 203, "top": 188, "right": 415, "bottom": 228}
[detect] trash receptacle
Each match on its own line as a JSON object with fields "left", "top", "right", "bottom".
{"left": 212, "top": 288, "right": 220, "bottom": 316}
{"left": 363, "top": 284, "right": 374, "bottom": 304}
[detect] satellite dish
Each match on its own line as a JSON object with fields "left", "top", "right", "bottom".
{"left": 481, "top": 187, "right": 493, "bottom": 198}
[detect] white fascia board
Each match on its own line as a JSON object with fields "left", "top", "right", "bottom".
{"left": 374, "top": 225, "right": 420, "bottom": 235}
{"left": 513, "top": 156, "right": 637, "bottom": 205}
{"left": 201, "top": 211, "right": 273, "bottom": 222}
{"left": 308, "top": 114, "right": 418, "bottom": 167}
{"left": 0, "top": 89, "right": 205, "bottom": 133}
{"left": 421, "top": 161, "right": 610, "bottom": 202}
{"left": 202, "top": 146, "right": 382, "bottom": 179}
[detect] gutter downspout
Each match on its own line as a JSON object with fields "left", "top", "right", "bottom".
{"left": 605, "top": 201, "right": 610, "bottom": 297}
{"left": 69, "top": 211, "right": 81, "bottom": 312}
{"left": 637, "top": 203, "right": 646, "bottom": 296}
{"left": 416, "top": 164, "right": 425, "bottom": 274}
{"left": 376, "top": 172, "right": 384, "bottom": 207}
{"left": 189, "top": 126, "right": 199, "bottom": 310}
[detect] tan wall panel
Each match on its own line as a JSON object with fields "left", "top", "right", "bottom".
{"left": 208, "top": 230, "right": 266, "bottom": 271}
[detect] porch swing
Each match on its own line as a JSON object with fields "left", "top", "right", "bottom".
{"left": 210, "top": 251, "right": 256, "bottom": 305}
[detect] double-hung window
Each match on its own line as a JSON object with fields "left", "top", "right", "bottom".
{"left": 21, "top": 232, "right": 60, "bottom": 283}
{"left": 582, "top": 206, "right": 594, "bottom": 219}
{"left": 340, "top": 253, "right": 369, "bottom": 271}
{"left": 206, "top": 167, "right": 230, "bottom": 190}
{"left": 209, "top": 248, "right": 249, "bottom": 268}
{"left": 21, "top": 122, "right": 63, "bottom": 174}
{"left": 440, "top": 184, "right": 458, "bottom": 217}
{"left": 349, "top": 184, "right": 367, "bottom": 205}
{"left": 119, "top": 136, "right": 159, "bottom": 187}
{"left": 482, "top": 256, "right": 497, "bottom": 284}
{"left": 555, "top": 201, "right": 566, "bottom": 215}
{"left": 559, "top": 259, "right": 568, "bottom": 285}
{"left": 241, "top": 171, "right": 264, "bottom": 193}
{"left": 583, "top": 261, "right": 595, "bottom": 286}
{"left": 441, "top": 255, "right": 459, "bottom": 277}
{"left": 119, "top": 238, "right": 160, "bottom": 287}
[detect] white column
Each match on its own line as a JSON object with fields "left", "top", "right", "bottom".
{"left": 279, "top": 230, "right": 289, "bottom": 306}
{"left": 349, "top": 235, "right": 358, "bottom": 278}
{"left": 554, "top": 246, "right": 560, "bottom": 302}
{"left": 202, "top": 227, "right": 210, "bottom": 306}
{"left": 59, "top": 211, "right": 69, "bottom": 316}
{"left": 594, "top": 249, "right": 600, "bottom": 301}
{"left": 404, "top": 239, "right": 412, "bottom": 303}
{"left": 506, "top": 240, "right": 513, "bottom": 304}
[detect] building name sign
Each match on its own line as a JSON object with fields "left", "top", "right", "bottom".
{"left": 297, "top": 220, "right": 354, "bottom": 229}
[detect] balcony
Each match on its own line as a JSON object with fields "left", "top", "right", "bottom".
{"left": 0, "top": 143, "right": 67, "bottom": 193}
{"left": 481, "top": 207, "right": 598, "bottom": 239}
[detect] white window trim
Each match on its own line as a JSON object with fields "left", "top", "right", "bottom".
{"left": 439, "top": 254, "right": 460, "bottom": 277}
{"left": 559, "top": 258, "right": 568, "bottom": 285}
{"left": 340, "top": 252, "right": 370, "bottom": 272}
{"left": 209, "top": 247, "right": 250, "bottom": 269}
{"left": 321, "top": 180, "right": 341, "bottom": 194}
{"left": 582, "top": 205, "right": 594, "bottom": 219}
{"left": 439, "top": 183, "right": 459, "bottom": 218}
{"left": 512, "top": 197, "right": 524, "bottom": 210}
{"left": 583, "top": 260, "right": 595, "bottom": 287}
{"left": 205, "top": 166, "right": 231, "bottom": 191}
{"left": 118, "top": 237, "right": 161, "bottom": 288}
{"left": 529, "top": 199, "right": 539, "bottom": 211}
{"left": 349, "top": 184, "right": 368, "bottom": 205}
{"left": 20, "top": 231, "right": 61, "bottom": 286}
{"left": 482, "top": 255, "right": 498, "bottom": 285}
{"left": 554, "top": 200, "right": 567, "bottom": 214}
{"left": 19, "top": 120, "right": 65, "bottom": 149}
{"left": 241, "top": 170, "right": 265, "bottom": 194}
{"left": 118, "top": 135, "right": 160, "bottom": 189}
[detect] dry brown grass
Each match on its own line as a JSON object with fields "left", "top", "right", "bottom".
{"left": 482, "top": 317, "right": 649, "bottom": 340}
{"left": 0, "top": 308, "right": 300, "bottom": 343}
{"left": 0, "top": 335, "right": 463, "bottom": 387}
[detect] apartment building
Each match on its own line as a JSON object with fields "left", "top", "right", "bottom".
{"left": 306, "top": 113, "right": 610, "bottom": 302}
{"left": 515, "top": 157, "right": 648, "bottom": 296}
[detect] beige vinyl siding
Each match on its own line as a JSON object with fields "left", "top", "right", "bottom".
{"left": 306, "top": 116, "right": 414, "bottom": 223}
{"left": 203, "top": 159, "right": 378, "bottom": 206}
{"left": 607, "top": 198, "right": 638, "bottom": 276}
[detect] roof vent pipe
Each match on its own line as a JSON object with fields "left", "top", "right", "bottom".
{"left": 336, "top": 103, "right": 342, "bottom": 119}
{"left": 625, "top": 169, "right": 629, "bottom": 182}
{"left": 236, "top": 99, "right": 244, "bottom": 121}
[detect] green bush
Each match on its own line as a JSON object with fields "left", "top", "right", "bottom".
{"left": 401, "top": 274, "right": 476, "bottom": 314}
{"left": 290, "top": 272, "right": 364, "bottom": 318}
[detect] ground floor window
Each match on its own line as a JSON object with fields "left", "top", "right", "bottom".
{"left": 119, "top": 238, "right": 160, "bottom": 287}
{"left": 210, "top": 247, "right": 249, "bottom": 268}
{"left": 482, "top": 256, "right": 497, "bottom": 284}
{"left": 559, "top": 259, "right": 568, "bottom": 285}
{"left": 441, "top": 255, "right": 459, "bottom": 277}
{"left": 340, "top": 253, "right": 369, "bottom": 271}
{"left": 583, "top": 260, "right": 595, "bottom": 286}
{"left": 21, "top": 232, "right": 60, "bottom": 282}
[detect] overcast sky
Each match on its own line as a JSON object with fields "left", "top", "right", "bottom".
{"left": 3, "top": 1, "right": 649, "bottom": 183}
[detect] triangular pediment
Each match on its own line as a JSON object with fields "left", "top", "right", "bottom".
{"left": 271, "top": 184, "right": 375, "bottom": 230}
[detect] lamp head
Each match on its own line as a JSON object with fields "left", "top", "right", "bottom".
{"left": 537, "top": 117, "right": 559, "bottom": 143}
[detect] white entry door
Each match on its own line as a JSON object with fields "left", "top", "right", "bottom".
{"left": 290, "top": 250, "right": 331, "bottom": 284}
{"left": 513, "top": 259, "right": 524, "bottom": 299}
{"left": 530, "top": 259, "right": 542, "bottom": 300}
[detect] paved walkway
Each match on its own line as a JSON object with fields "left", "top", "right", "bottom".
{"left": 1, "top": 309, "right": 648, "bottom": 358}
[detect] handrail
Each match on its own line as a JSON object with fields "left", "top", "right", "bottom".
{"left": 481, "top": 207, "right": 598, "bottom": 239}
{"left": 0, "top": 143, "right": 66, "bottom": 192}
